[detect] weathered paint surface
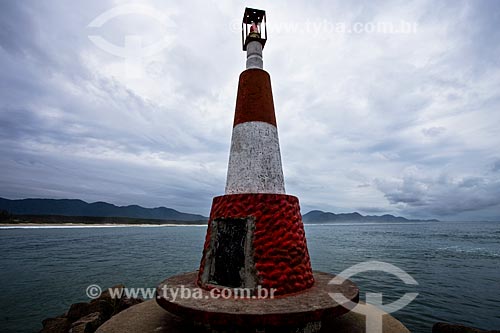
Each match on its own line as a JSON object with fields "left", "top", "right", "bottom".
{"left": 225, "top": 121, "right": 285, "bottom": 194}
{"left": 246, "top": 40, "right": 263, "bottom": 69}
{"left": 197, "top": 193, "right": 315, "bottom": 295}
{"left": 199, "top": 216, "right": 258, "bottom": 290}
{"left": 233, "top": 69, "right": 276, "bottom": 127}
{"left": 197, "top": 41, "right": 316, "bottom": 298}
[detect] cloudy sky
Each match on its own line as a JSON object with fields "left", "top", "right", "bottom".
{"left": 1, "top": 0, "right": 499, "bottom": 221}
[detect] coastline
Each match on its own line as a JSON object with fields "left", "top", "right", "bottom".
{"left": 0, "top": 223, "right": 207, "bottom": 228}
{"left": 0, "top": 214, "right": 208, "bottom": 227}
{"left": 0, "top": 221, "right": 434, "bottom": 229}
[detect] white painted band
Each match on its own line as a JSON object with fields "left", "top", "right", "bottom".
{"left": 247, "top": 54, "right": 263, "bottom": 60}
{"left": 246, "top": 40, "right": 263, "bottom": 69}
{"left": 225, "top": 121, "right": 286, "bottom": 194}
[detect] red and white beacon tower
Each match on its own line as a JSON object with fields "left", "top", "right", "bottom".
{"left": 156, "top": 8, "right": 359, "bottom": 333}
{"left": 197, "top": 8, "right": 314, "bottom": 296}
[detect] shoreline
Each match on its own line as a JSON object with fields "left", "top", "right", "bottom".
{"left": 0, "top": 214, "right": 209, "bottom": 227}
{"left": 2, "top": 220, "right": 497, "bottom": 229}
{"left": 0, "top": 223, "right": 207, "bottom": 228}
{"left": 1, "top": 221, "right": 485, "bottom": 229}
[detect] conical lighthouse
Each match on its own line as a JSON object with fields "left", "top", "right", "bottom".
{"left": 196, "top": 8, "right": 314, "bottom": 296}
{"left": 156, "top": 8, "right": 359, "bottom": 333}
{"left": 101, "top": 8, "right": 410, "bottom": 333}
{"left": 225, "top": 17, "right": 285, "bottom": 196}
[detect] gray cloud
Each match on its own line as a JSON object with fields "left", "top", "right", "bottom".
{"left": 375, "top": 168, "right": 500, "bottom": 218}
{"left": 422, "top": 127, "right": 446, "bottom": 137}
{"left": 492, "top": 160, "right": 500, "bottom": 173}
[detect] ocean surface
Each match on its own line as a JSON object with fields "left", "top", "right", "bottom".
{"left": 1, "top": 221, "right": 499, "bottom": 333}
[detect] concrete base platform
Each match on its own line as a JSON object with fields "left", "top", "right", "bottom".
{"left": 155, "top": 271, "right": 358, "bottom": 330}
{"left": 96, "top": 299, "right": 410, "bottom": 333}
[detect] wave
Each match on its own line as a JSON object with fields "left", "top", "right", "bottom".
{"left": 437, "top": 246, "right": 500, "bottom": 259}
{"left": 305, "top": 222, "right": 425, "bottom": 226}
{"left": 434, "top": 232, "right": 499, "bottom": 241}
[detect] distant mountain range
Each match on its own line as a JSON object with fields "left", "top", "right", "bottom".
{"left": 0, "top": 198, "right": 438, "bottom": 223}
{"left": 302, "top": 210, "right": 438, "bottom": 223}
{"left": 0, "top": 197, "right": 207, "bottom": 222}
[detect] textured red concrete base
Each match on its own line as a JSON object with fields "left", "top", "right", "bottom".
{"left": 198, "top": 193, "right": 314, "bottom": 295}
{"left": 156, "top": 271, "right": 359, "bottom": 329}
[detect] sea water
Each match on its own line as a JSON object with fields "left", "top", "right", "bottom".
{"left": 0, "top": 221, "right": 499, "bottom": 332}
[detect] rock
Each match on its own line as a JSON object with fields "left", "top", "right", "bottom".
{"left": 89, "top": 284, "right": 143, "bottom": 316}
{"left": 96, "top": 284, "right": 125, "bottom": 305}
{"left": 41, "top": 284, "right": 143, "bottom": 333}
{"left": 40, "top": 317, "right": 71, "bottom": 333}
{"left": 67, "top": 302, "right": 91, "bottom": 321}
{"left": 66, "top": 300, "right": 113, "bottom": 324}
{"left": 88, "top": 300, "right": 114, "bottom": 321}
{"left": 70, "top": 312, "right": 104, "bottom": 333}
{"left": 116, "top": 297, "right": 144, "bottom": 313}
{"left": 67, "top": 294, "right": 120, "bottom": 322}
{"left": 433, "top": 322, "right": 500, "bottom": 333}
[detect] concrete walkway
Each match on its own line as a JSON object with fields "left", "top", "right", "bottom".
{"left": 97, "top": 300, "right": 410, "bottom": 333}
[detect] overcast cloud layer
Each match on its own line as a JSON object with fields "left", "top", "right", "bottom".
{"left": 1, "top": 0, "right": 499, "bottom": 221}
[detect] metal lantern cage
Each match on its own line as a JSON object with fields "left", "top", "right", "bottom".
{"left": 242, "top": 7, "right": 267, "bottom": 51}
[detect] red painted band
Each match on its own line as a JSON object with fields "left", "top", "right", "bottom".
{"left": 233, "top": 69, "right": 277, "bottom": 128}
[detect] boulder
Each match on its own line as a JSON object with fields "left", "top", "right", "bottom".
{"left": 41, "top": 284, "right": 143, "bottom": 333}
{"left": 40, "top": 317, "right": 71, "bottom": 333}
{"left": 95, "top": 284, "right": 125, "bottom": 306}
{"left": 88, "top": 300, "right": 114, "bottom": 321}
{"left": 70, "top": 312, "right": 104, "bottom": 333}
{"left": 116, "top": 297, "right": 144, "bottom": 313}
{"left": 67, "top": 302, "right": 91, "bottom": 321}
{"left": 433, "top": 322, "right": 500, "bottom": 333}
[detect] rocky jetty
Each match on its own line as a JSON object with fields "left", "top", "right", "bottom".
{"left": 433, "top": 322, "right": 500, "bottom": 333}
{"left": 40, "top": 284, "right": 143, "bottom": 333}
